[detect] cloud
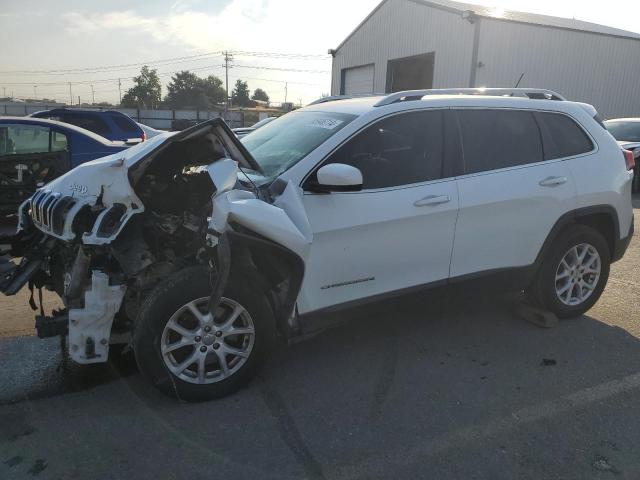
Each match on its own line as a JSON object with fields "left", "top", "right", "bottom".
{"left": 61, "top": 10, "right": 158, "bottom": 36}
{"left": 61, "top": 0, "right": 373, "bottom": 53}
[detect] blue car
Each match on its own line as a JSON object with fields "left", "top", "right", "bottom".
{"left": 30, "top": 108, "right": 146, "bottom": 143}
{"left": 0, "top": 117, "right": 128, "bottom": 215}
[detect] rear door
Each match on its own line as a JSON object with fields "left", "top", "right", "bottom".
{"left": 299, "top": 109, "right": 460, "bottom": 313}
{"left": 450, "top": 108, "right": 577, "bottom": 278}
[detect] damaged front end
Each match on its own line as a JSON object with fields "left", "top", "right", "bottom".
{"left": 1, "top": 118, "right": 310, "bottom": 368}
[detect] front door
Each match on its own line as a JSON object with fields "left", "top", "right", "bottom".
{"left": 298, "top": 109, "right": 460, "bottom": 314}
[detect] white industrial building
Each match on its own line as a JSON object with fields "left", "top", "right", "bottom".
{"left": 329, "top": 0, "right": 640, "bottom": 118}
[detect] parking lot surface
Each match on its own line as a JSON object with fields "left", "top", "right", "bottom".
{"left": 0, "top": 197, "right": 638, "bottom": 480}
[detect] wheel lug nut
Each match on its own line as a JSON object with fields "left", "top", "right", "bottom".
{"left": 200, "top": 346, "right": 208, "bottom": 353}
{"left": 204, "top": 326, "right": 211, "bottom": 333}
{"left": 195, "top": 336, "right": 202, "bottom": 342}
{"left": 215, "top": 331, "right": 222, "bottom": 337}
{"left": 213, "top": 343, "right": 220, "bottom": 350}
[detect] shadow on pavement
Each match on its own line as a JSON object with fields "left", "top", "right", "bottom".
{"left": 1, "top": 283, "right": 640, "bottom": 479}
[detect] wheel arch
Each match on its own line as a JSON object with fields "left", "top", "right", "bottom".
{"left": 226, "top": 226, "right": 305, "bottom": 339}
{"left": 535, "top": 205, "right": 620, "bottom": 274}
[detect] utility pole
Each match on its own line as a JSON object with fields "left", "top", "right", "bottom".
{"left": 69, "top": 82, "right": 73, "bottom": 105}
{"left": 118, "top": 78, "right": 122, "bottom": 105}
{"left": 77, "top": 95, "right": 81, "bottom": 106}
{"left": 284, "top": 82, "right": 288, "bottom": 104}
{"left": 33, "top": 85, "right": 37, "bottom": 100}
{"left": 223, "top": 51, "right": 233, "bottom": 111}
{"left": 91, "top": 84, "right": 95, "bottom": 105}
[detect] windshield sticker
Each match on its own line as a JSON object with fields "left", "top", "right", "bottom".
{"left": 305, "top": 118, "right": 344, "bottom": 130}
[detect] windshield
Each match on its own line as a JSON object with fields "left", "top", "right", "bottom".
{"left": 242, "top": 110, "right": 357, "bottom": 179}
{"left": 605, "top": 121, "right": 640, "bottom": 142}
{"left": 251, "top": 117, "right": 276, "bottom": 129}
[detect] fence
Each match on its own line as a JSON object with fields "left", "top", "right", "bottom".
{"left": 0, "top": 103, "right": 247, "bottom": 129}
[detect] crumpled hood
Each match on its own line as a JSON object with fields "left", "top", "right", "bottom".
{"left": 44, "top": 151, "right": 145, "bottom": 207}
{"left": 23, "top": 118, "right": 261, "bottom": 245}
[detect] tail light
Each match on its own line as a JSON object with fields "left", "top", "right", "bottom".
{"left": 141, "top": 132, "right": 147, "bottom": 142}
{"left": 623, "top": 149, "right": 636, "bottom": 171}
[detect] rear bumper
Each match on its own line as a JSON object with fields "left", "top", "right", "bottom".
{"left": 612, "top": 217, "right": 634, "bottom": 263}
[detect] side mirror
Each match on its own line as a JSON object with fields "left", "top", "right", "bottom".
{"left": 308, "top": 163, "right": 363, "bottom": 193}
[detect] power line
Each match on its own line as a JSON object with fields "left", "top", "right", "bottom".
{"left": 0, "top": 63, "right": 328, "bottom": 87}
{"left": 0, "top": 51, "right": 224, "bottom": 75}
{"left": 0, "top": 50, "right": 328, "bottom": 76}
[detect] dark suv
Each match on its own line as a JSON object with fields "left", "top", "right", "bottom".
{"left": 30, "top": 108, "right": 145, "bottom": 143}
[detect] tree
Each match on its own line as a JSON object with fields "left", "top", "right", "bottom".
{"left": 251, "top": 88, "right": 269, "bottom": 104}
{"left": 231, "top": 79, "right": 254, "bottom": 107}
{"left": 164, "top": 71, "right": 226, "bottom": 109}
{"left": 121, "top": 66, "right": 161, "bottom": 108}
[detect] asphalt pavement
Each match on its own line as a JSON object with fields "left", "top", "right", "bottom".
{"left": 0, "top": 197, "right": 638, "bottom": 480}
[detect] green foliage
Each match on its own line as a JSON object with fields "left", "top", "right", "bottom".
{"left": 121, "top": 66, "right": 162, "bottom": 109}
{"left": 164, "top": 71, "right": 226, "bottom": 109}
{"left": 251, "top": 88, "right": 269, "bottom": 103}
{"left": 232, "top": 79, "right": 254, "bottom": 107}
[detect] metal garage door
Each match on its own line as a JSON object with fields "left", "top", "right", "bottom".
{"left": 342, "top": 64, "right": 374, "bottom": 95}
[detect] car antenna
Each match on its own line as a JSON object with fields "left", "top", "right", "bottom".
{"left": 514, "top": 73, "right": 525, "bottom": 88}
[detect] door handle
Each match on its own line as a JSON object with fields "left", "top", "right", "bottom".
{"left": 539, "top": 176, "right": 568, "bottom": 187}
{"left": 414, "top": 195, "right": 451, "bottom": 207}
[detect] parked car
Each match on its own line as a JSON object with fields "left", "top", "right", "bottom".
{"left": 604, "top": 118, "right": 640, "bottom": 192}
{"left": 0, "top": 117, "right": 129, "bottom": 216}
{"left": 233, "top": 116, "right": 277, "bottom": 138}
{"left": 30, "top": 108, "right": 146, "bottom": 143}
{"left": 0, "top": 89, "right": 634, "bottom": 401}
{"left": 137, "top": 122, "right": 164, "bottom": 139}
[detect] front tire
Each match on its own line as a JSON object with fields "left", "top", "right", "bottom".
{"left": 527, "top": 225, "right": 610, "bottom": 318}
{"left": 133, "top": 266, "right": 275, "bottom": 401}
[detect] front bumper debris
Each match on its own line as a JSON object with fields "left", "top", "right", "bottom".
{"left": 68, "top": 271, "right": 126, "bottom": 364}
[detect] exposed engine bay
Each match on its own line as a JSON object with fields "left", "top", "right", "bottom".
{"left": 0, "top": 119, "right": 311, "bottom": 365}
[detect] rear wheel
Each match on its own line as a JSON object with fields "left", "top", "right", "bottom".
{"left": 527, "top": 225, "right": 610, "bottom": 318}
{"left": 133, "top": 266, "right": 275, "bottom": 401}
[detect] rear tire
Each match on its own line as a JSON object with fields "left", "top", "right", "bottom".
{"left": 133, "top": 266, "right": 275, "bottom": 401}
{"left": 527, "top": 225, "right": 610, "bottom": 318}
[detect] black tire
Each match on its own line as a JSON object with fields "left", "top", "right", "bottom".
{"left": 133, "top": 266, "right": 275, "bottom": 401}
{"left": 526, "top": 225, "right": 610, "bottom": 319}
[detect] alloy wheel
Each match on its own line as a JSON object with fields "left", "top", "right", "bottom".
{"left": 554, "top": 243, "right": 601, "bottom": 306}
{"left": 160, "top": 297, "right": 255, "bottom": 384}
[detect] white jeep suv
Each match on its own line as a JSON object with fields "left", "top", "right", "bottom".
{"left": 0, "top": 88, "right": 635, "bottom": 401}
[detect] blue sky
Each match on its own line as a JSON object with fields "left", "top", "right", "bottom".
{"left": 1, "top": 0, "right": 639, "bottom": 105}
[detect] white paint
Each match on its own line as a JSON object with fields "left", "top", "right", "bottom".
{"left": 316, "top": 164, "right": 363, "bottom": 188}
{"left": 68, "top": 271, "right": 126, "bottom": 365}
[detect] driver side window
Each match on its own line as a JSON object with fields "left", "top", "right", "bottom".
{"left": 325, "top": 110, "right": 444, "bottom": 190}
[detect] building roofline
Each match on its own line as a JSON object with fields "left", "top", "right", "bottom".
{"left": 332, "top": 0, "right": 640, "bottom": 54}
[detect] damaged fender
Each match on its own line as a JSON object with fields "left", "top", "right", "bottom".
{"left": 206, "top": 160, "right": 312, "bottom": 329}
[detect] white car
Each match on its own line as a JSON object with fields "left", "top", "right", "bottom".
{"left": 136, "top": 122, "right": 165, "bottom": 139}
{"left": 0, "top": 88, "right": 635, "bottom": 401}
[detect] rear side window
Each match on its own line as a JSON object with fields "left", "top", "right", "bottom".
{"left": 325, "top": 110, "right": 444, "bottom": 189}
{"left": 457, "top": 109, "right": 543, "bottom": 174}
{"left": 62, "top": 114, "right": 111, "bottom": 136}
{"left": 535, "top": 112, "right": 594, "bottom": 160}
{"left": 112, "top": 115, "right": 139, "bottom": 134}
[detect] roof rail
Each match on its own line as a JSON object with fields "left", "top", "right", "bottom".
{"left": 308, "top": 93, "right": 385, "bottom": 105}
{"left": 373, "top": 88, "right": 567, "bottom": 107}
